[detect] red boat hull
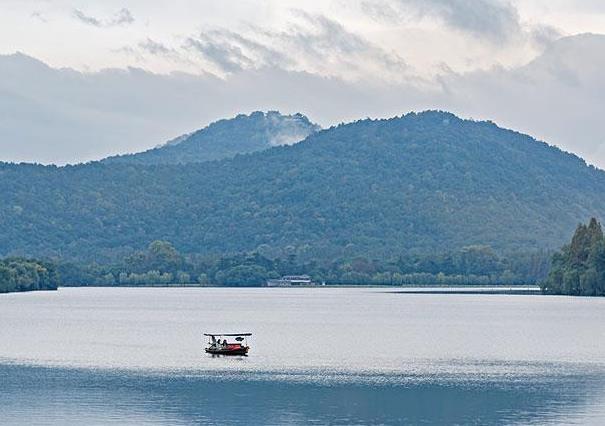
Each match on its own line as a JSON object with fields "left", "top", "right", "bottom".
{"left": 205, "top": 345, "right": 249, "bottom": 356}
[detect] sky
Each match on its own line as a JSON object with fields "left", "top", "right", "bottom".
{"left": 1, "top": 0, "right": 605, "bottom": 165}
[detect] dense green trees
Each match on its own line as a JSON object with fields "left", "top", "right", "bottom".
{"left": 541, "top": 218, "right": 605, "bottom": 296}
{"left": 57, "top": 240, "right": 550, "bottom": 286}
{"left": 0, "top": 258, "right": 60, "bottom": 293}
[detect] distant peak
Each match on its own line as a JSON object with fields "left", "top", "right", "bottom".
{"left": 102, "top": 109, "right": 320, "bottom": 165}
{"left": 413, "top": 110, "right": 462, "bottom": 121}
{"left": 237, "top": 110, "right": 315, "bottom": 123}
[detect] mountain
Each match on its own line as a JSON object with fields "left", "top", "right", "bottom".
{"left": 1, "top": 110, "right": 604, "bottom": 262}
{"left": 103, "top": 111, "right": 321, "bottom": 165}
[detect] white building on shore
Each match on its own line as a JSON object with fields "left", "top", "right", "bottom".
{"left": 266, "top": 275, "right": 315, "bottom": 287}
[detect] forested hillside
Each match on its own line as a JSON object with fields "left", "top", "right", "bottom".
{"left": 1, "top": 111, "right": 604, "bottom": 267}
{"left": 103, "top": 111, "right": 320, "bottom": 165}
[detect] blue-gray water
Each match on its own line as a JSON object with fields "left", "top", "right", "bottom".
{"left": 1, "top": 287, "right": 605, "bottom": 425}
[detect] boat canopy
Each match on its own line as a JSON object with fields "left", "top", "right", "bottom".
{"left": 204, "top": 333, "right": 252, "bottom": 337}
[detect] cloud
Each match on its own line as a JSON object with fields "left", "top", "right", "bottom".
{"left": 144, "top": 12, "right": 408, "bottom": 82}
{"left": 185, "top": 33, "right": 254, "bottom": 73}
{"left": 120, "top": 28, "right": 293, "bottom": 74}
{"left": 366, "top": 0, "right": 562, "bottom": 47}
{"left": 73, "top": 8, "right": 134, "bottom": 28}
{"left": 206, "top": 29, "right": 293, "bottom": 69}
{"left": 529, "top": 24, "right": 564, "bottom": 47}
{"left": 265, "top": 11, "right": 409, "bottom": 80}
{"left": 361, "top": 1, "right": 403, "bottom": 23}
{"left": 30, "top": 11, "right": 48, "bottom": 23}
{"left": 183, "top": 28, "right": 293, "bottom": 74}
{"left": 409, "top": 0, "right": 520, "bottom": 42}
{"left": 73, "top": 9, "right": 102, "bottom": 27}
{"left": 117, "top": 38, "right": 191, "bottom": 66}
{"left": 139, "top": 38, "right": 174, "bottom": 56}
{"left": 113, "top": 8, "right": 135, "bottom": 26}
{"left": 390, "top": 0, "right": 521, "bottom": 43}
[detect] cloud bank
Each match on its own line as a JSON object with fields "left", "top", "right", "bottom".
{"left": 1, "top": 33, "right": 604, "bottom": 167}
{"left": 0, "top": 1, "right": 604, "bottom": 166}
{"left": 130, "top": 12, "right": 411, "bottom": 82}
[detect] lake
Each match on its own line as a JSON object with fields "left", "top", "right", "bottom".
{"left": 1, "top": 287, "right": 605, "bottom": 425}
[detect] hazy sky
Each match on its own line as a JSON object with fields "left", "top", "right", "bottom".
{"left": 1, "top": 0, "right": 605, "bottom": 165}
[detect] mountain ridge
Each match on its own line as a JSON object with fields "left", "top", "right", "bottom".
{"left": 1, "top": 110, "right": 603, "bottom": 262}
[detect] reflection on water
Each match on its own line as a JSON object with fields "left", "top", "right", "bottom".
{"left": 1, "top": 364, "right": 605, "bottom": 425}
{"left": 1, "top": 288, "right": 605, "bottom": 424}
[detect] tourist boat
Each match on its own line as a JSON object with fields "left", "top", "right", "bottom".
{"left": 204, "top": 333, "right": 251, "bottom": 355}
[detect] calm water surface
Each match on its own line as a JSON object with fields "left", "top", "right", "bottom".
{"left": 1, "top": 287, "right": 604, "bottom": 424}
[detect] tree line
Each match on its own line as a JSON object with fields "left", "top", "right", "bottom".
{"left": 57, "top": 240, "right": 551, "bottom": 286}
{"left": 7, "top": 221, "right": 605, "bottom": 293}
{"left": 0, "top": 258, "right": 60, "bottom": 293}
{"left": 541, "top": 217, "right": 605, "bottom": 296}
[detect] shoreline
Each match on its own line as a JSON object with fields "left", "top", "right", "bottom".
{"left": 0, "top": 287, "right": 58, "bottom": 295}
{"left": 59, "top": 283, "right": 540, "bottom": 288}
{"left": 55, "top": 284, "right": 543, "bottom": 295}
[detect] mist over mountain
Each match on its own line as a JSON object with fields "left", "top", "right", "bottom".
{"left": 103, "top": 111, "right": 320, "bottom": 165}
{"left": 1, "top": 110, "right": 603, "bottom": 262}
